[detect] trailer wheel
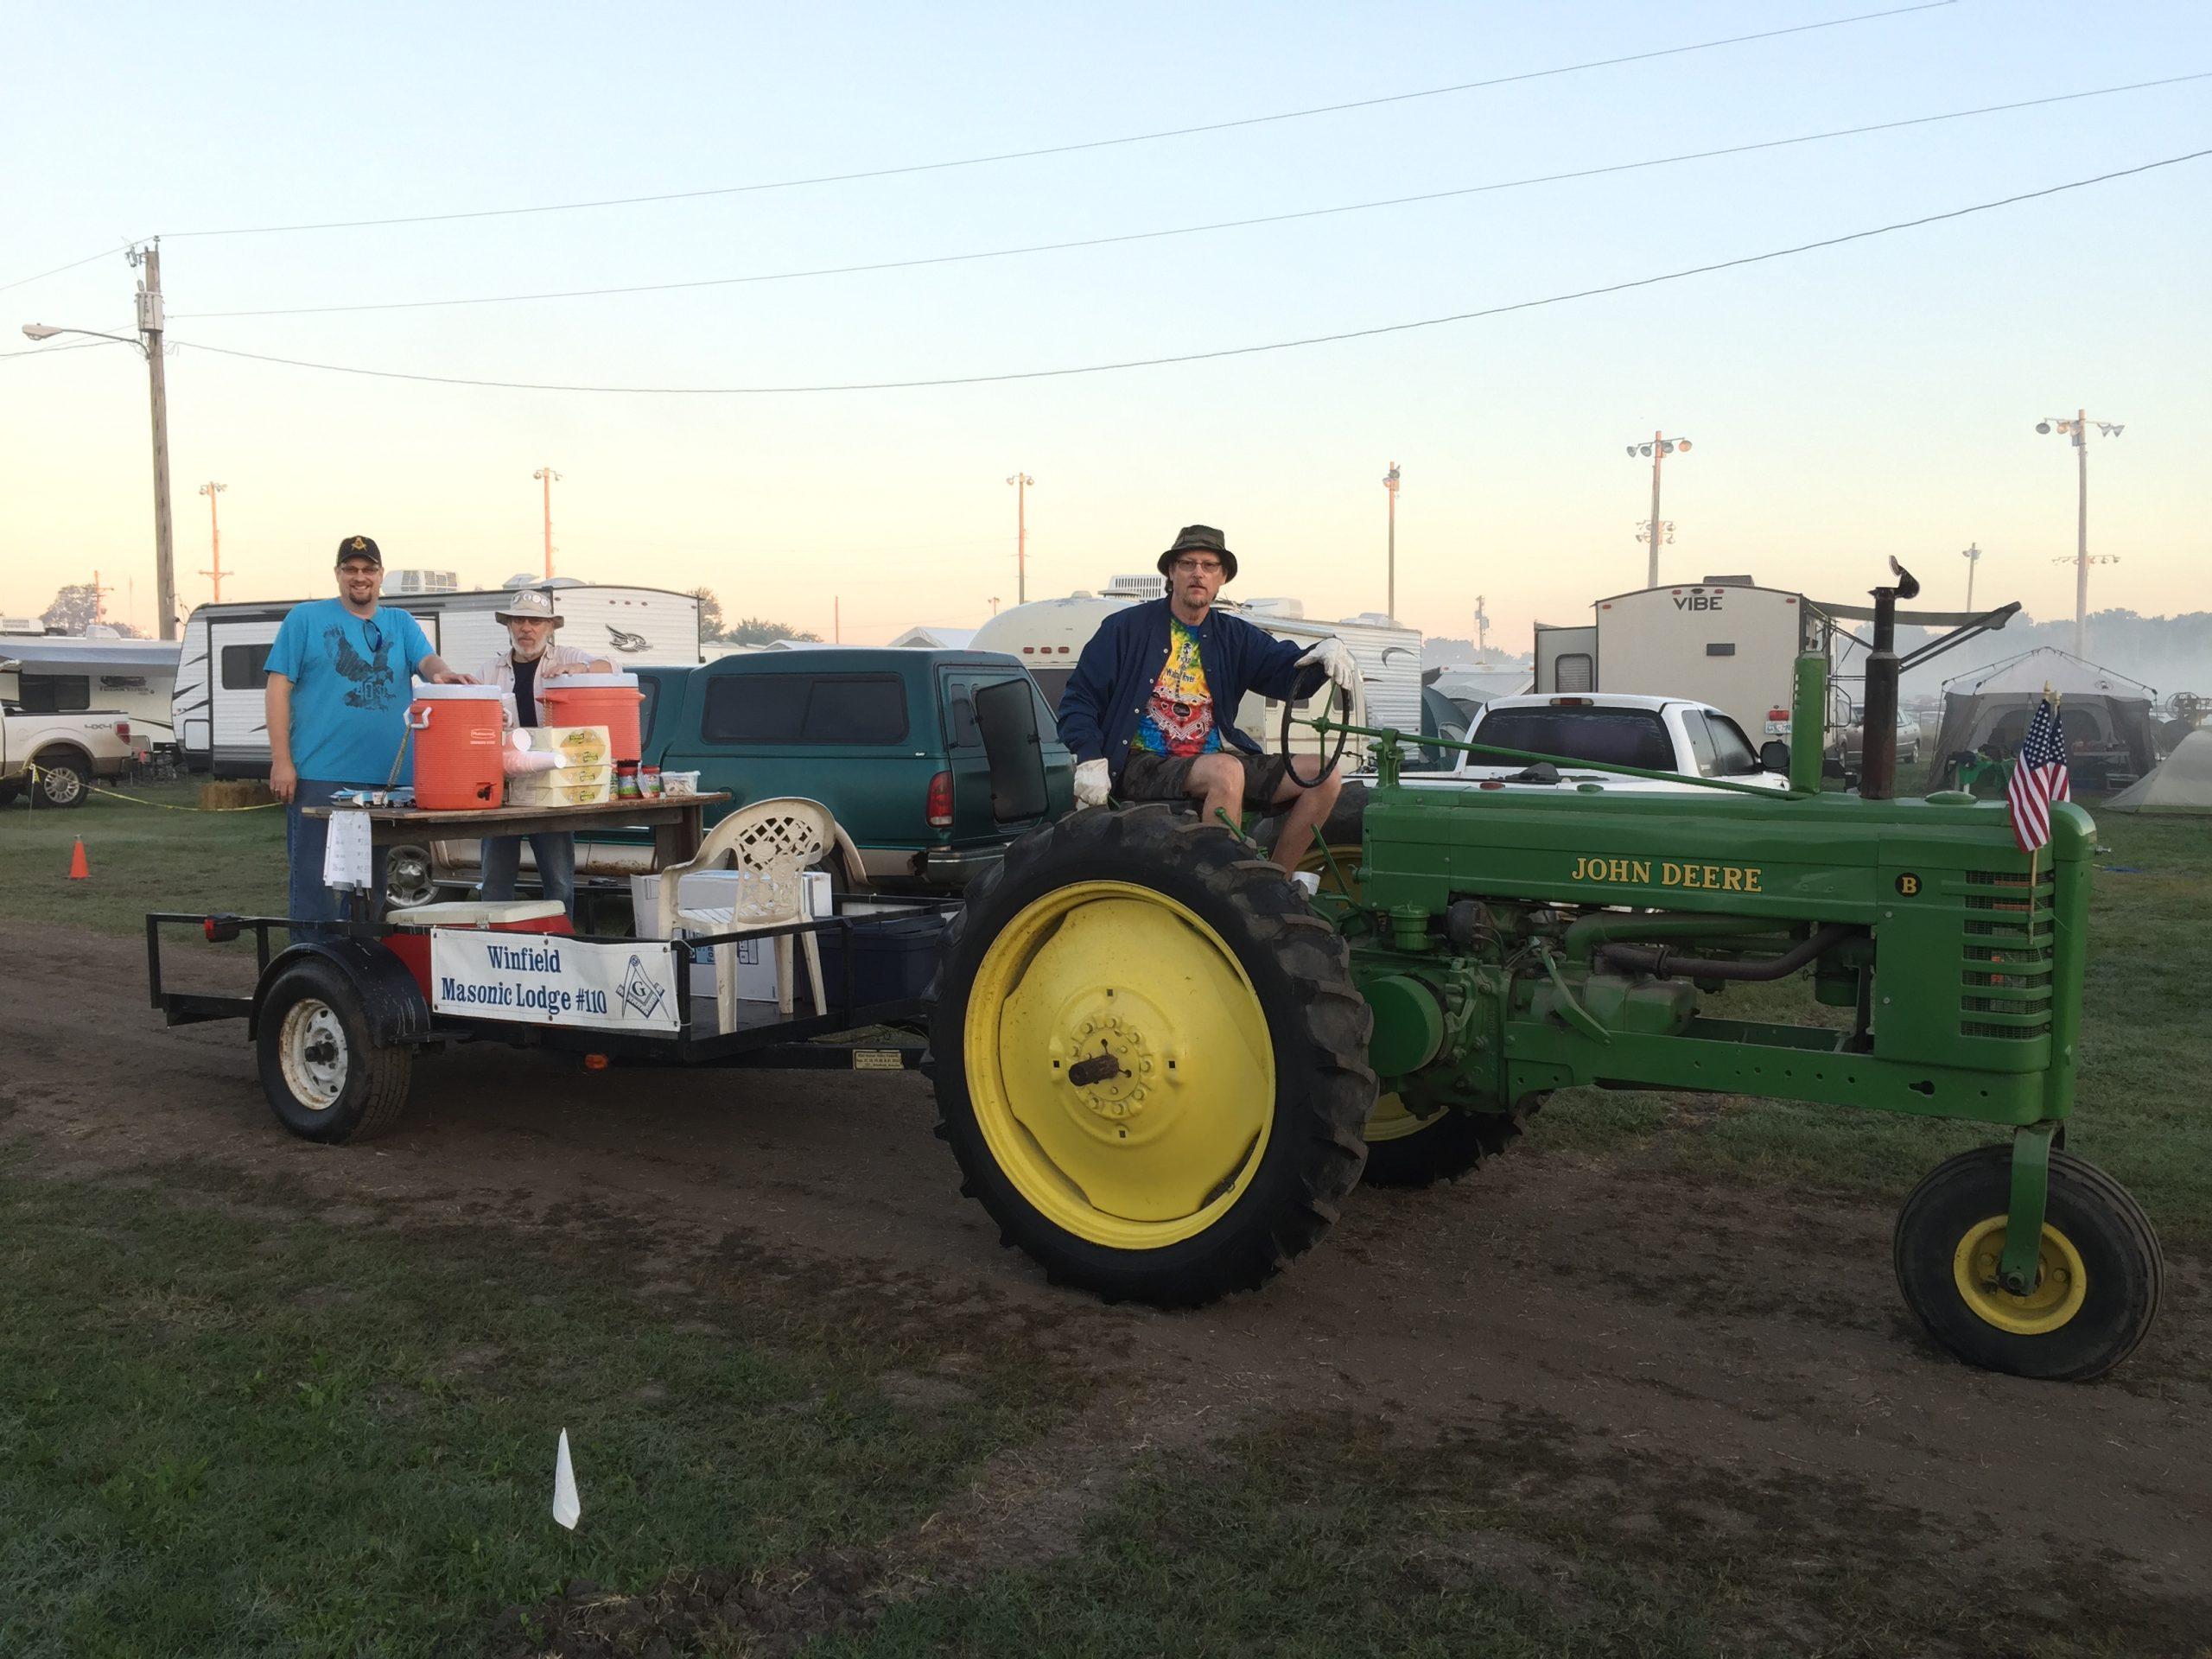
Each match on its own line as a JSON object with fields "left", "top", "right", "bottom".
{"left": 926, "top": 804, "right": 1376, "bottom": 1306}
{"left": 1894, "top": 1145, "right": 2163, "bottom": 1382}
{"left": 256, "top": 960, "right": 414, "bottom": 1143}
{"left": 1359, "top": 1095, "right": 1520, "bottom": 1188}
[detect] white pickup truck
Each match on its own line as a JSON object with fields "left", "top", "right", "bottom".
{"left": 1395, "top": 693, "right": 1791, "bottom": 794}
{"left": 0, "top": 705, "right": 140, "bottom": 808}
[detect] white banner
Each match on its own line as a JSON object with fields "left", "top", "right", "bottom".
{"left": 429, "top": 931, "right": 682, "bottom": 1033}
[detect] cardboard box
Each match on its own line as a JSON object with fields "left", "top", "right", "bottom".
{"left": 505, "top": 764, "right": 612, "bottom": 807}
{"left": 512, "top": 724, "right": 613, "bottom": 768}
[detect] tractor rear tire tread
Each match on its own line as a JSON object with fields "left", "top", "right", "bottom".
{"left": 927, "top": 803, "right": 1374, "bottom": 1307}
{"left": 1361, "top": 1107, "right": 1522, "bottom": 1190}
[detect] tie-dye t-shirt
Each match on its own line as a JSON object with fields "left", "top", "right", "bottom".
{"left": 1128, "top": 616, "right": 1223, "bottom": 757}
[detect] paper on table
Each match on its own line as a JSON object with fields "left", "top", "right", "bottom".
{"left": 551, "top": 1428, "right": 581, "bottom": 1529}
{"left": 321, "top": 808, "right": 374, "bottom": 891}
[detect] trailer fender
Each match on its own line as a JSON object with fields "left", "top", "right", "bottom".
{"left": 251, "top": 938, "right": 433, "bottom": 1048}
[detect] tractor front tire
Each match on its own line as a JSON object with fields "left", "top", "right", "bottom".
{"left": 256, "top": 960, "right": 415, "bottom": 1144}
{"left": 926, "top": 804, "right": 1376, "bottom": 1306}
{"left": 1894, "top": 1144, "right": 2163, "bottom": 1382}
{"left": 1359, "top": 1096, "right": 1520, "bottom": 1188}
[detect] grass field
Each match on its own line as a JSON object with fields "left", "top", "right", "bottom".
{"left": 2, "top": 779, "right": 2207, "bottom": 1653}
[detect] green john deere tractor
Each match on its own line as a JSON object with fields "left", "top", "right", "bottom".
{"left": 925, "top": 568, "right": 2163, "bottom": 1381}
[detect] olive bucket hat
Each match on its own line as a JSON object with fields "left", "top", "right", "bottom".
{"left": 1156, "top": 524, "right": 1237, "bottom": 582}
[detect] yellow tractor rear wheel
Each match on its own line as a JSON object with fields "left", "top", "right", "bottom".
{"left": 926, "top": 805, "right": 1376, "bottom": 1306}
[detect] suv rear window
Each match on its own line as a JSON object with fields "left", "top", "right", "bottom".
{"left": 701, "top": 672, "right": 909, "bottom": 746}
{"left": 1474, "top": 706, "right": 1673, "bottom": 770}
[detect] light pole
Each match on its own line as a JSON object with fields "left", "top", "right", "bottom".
{"left": 2035, "top": 412, "right": 2123, "bottom": 656}
{"left": 1382, "top": 462, "right": 1401, "bottom": 619}
{"left": 534, "top": 467, "right": 563, "bottom": 580}
{"left": 1006, "top": 474, "right": 1033, "bottom": 605}
{"left": 1624, "top": 431, "right": 1691, "bottom": 588}
{"left": 199, "top": 482, "right": 228, "bottom": 602}
{"left": 22, "top": 241, "right": 178, "bottom": 639}
{"left": 1960, "top": 542, "right": 1982, "bottom": 612}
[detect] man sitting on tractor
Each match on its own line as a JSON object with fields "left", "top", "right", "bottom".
{"left": 1057, "top": 524, "right": 1357, "bottom": 871}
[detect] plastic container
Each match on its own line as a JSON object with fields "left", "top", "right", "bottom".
{"left": 660, "top": 770, "right": 701, "bottom": 797}
{"left": 408, "top": 682, "right": 507, "bottom": 810}
{"left": 813, "top": 909, "right": 953, "bottom": 1010}
{"left": 538, "top": 672, "right": 645, "bottom": 764}
{"left": 380, "top": 899, "right": 574, "bottom": 1001}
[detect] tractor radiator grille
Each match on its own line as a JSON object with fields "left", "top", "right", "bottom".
{"left": 1957, "top": 869, "right": 2053, "bottom": 1041}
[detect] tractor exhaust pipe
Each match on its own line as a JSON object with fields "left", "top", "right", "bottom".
{"left": 1599, "top": 923, "right": 1858, "bottom": 982}
{"left": 1859, "top": 557, "right": 1920, "bottom": 800}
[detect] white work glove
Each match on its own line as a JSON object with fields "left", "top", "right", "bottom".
{"left": 1073, "top": 758, "right": 1111, "bottom": 809}
{"left": 1298, "top": 637, "right": 1358, "bottom": 695}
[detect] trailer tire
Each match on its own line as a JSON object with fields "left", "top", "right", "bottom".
{"left": 926, "top": 804, "right": 1376, "bottom": 1307}
{"left": 256, "top": 959, "right": 414, "bottom": 1144}
{"left": 1894, "top": 1144, "right": 2163, "bottom": 1382}
{"left": 1359, "top": 1097, "right": 1520, "bottom": 1188}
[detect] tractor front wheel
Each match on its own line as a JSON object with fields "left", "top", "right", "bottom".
{"left": 1359, "top": 1095, "right": 1520, "bottom": 1188}
{"left": 1894, "top": 1144, "right": 2162, "bottom": 1382}
{"left": 927, "top": 805, "right": 1376, "bottom": 1306}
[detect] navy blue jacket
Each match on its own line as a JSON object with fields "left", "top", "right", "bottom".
{"left": 1056, "top": 597, "right": 1324, "bottom": 776}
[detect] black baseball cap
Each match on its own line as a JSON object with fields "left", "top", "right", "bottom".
{"left": 336, "top": 535, "right": 383, "bottom": 567}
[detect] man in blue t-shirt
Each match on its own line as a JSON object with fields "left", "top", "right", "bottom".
{"left": 265, "top": 535, "right": 471, "bottom": 927}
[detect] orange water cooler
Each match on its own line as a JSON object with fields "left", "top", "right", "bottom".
{"left": 408, "top": 683, "right": 507, "bottom": 810}
{"left": 539, "top": 672, "right": 646, "bottom": 764}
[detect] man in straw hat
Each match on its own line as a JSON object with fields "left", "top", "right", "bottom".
{"left": 265, "top": 535, "right": 472, "bottom": 931}
{"left": 474, "top": 588, "right": 613, "bottom": 914}
{"left": 1057, "top": 524, "right": 1357, "bottom": 871}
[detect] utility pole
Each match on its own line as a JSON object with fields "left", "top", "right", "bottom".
{"left": 833, "top": 597, "right": 841, "bottom": 644}
{"left": 534, "top": 467, "right": 563, "bottom": 580}
{"left": 1006, "top": 474, "right": 1033, "bottom": 604}
{"left": 1473, "top": 594, "right": 1491, "bottom": 654}
{"left": 1960, "top": 542, "right": 1982, "bottom": 612}
{"left": 91, "top": 569, "right": 112, "bottom": 626}
{"left": 132, "top": 243, "right": 178, "bottom": 640}
{"left": 2036, "top": 411, "right": 2123, "bottom": 655}
{"left": 1624, "top": 431, "right": 1692, "bottom": 588}
{"left": 199, "top": 481, "right": 228, "bottom": 602}
{"left": 1382, "top": 461, "right": 1401, "bottom": 619}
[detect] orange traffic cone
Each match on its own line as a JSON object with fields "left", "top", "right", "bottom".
{"left": 67, "top": 837, "right": 90, "bottom": 880}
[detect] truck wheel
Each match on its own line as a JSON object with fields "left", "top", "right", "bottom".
{"left": 1359, "top": 1095, "right": 1520, "bottom": 1188}
{"left": 256, "top": 960, "right": 414, "bottom": 1143}
{"left": 1894, "top": 1145, "right": 2162, "bottom": 1382}
{"left": 31, "top": 751, "right": 91, "bottom": 808}
{"left": 927, "top": 804, "right": 1376, "bottom": 1306}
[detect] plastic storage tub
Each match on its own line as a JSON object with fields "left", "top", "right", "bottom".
{"left": 813, "top": 909, "right": 953, "bottom": 1010}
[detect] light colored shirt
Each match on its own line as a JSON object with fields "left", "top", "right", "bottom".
{"left": 474, "top": 643, "right": 602, "bottom": 727}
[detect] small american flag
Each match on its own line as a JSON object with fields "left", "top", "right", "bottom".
{"left": 2005, "top": 696, "right": 2071, "bottom": 854}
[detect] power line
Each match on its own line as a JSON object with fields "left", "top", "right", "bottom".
{"left": 162, "top": 1, "right": 1955, "bottom": 240}
{"left": 0, "top": 241, "right": 139, "bottom": 297}
{"left": 170, "top": 72, "right": 2207, "bottom": 321}
{"left": 167, "top": 147, "right": 2209, "bottom": 395}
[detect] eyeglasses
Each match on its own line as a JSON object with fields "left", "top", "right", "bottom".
{"left": 1171, "top": 557, "right": 1224, "bottom": 575}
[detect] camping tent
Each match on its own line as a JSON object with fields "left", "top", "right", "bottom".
{"left": 1930, "top": 647, "right": 2158, "bottom": 791}
{"left": 2103, "top": 728, "right": 2212, "bottom": 814}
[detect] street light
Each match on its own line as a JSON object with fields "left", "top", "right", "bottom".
{"left": 2035, "top": 410, "right": 2124, "bottom": 655}
{"left": 1623, "top": 431, "right": 1691, "bottom": 588}
{"left": 1006, "top": 474, "right": 1033, "bottom": 605}
{"left": 1382, "top": 462, "right": 1401, "bottom": 620}
{"left": 19, "top": 241, "right": 179, "bottom": 639}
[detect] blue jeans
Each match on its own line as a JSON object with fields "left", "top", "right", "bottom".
{"left": 479, "top": 833, "right": 576, "bottom": 916}
{"left": 286, "top": 779, "right": 388, "bottom": 936}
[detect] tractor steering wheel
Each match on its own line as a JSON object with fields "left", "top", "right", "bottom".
{"left": 1280, "top": 683, "right": 1352, "bottom": 789}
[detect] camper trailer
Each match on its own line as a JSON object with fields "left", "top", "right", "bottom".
{"left": 175, "top": 583, "right": 702, "bottom": 777}
{"left": 969, "top": 584, "right": 1421, "bottom": 763}
{"left": 1534, "top": 578, "right": 1834, "bottom": 741}
{"left": 0, "top": 633, "right": 182, "bottom": 753}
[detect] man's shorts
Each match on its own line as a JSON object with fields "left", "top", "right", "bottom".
{"left": 1117, "top": 748, "right": 1290, "bottom": 808}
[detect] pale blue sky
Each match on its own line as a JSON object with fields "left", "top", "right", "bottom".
{"left": 4, "top": 1, "right": 2207, "bottom": 645}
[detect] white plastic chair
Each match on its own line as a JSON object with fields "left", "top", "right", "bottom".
{"left": 654, "top": 798, "right": 836, "bottom": 1030}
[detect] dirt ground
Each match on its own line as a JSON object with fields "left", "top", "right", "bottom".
{"left": 7, "top": 918, "right": 2209, "bottom": 1653}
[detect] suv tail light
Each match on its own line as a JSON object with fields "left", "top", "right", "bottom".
{"left": 926, "top": 770, "right": 954, "bottom": 830}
